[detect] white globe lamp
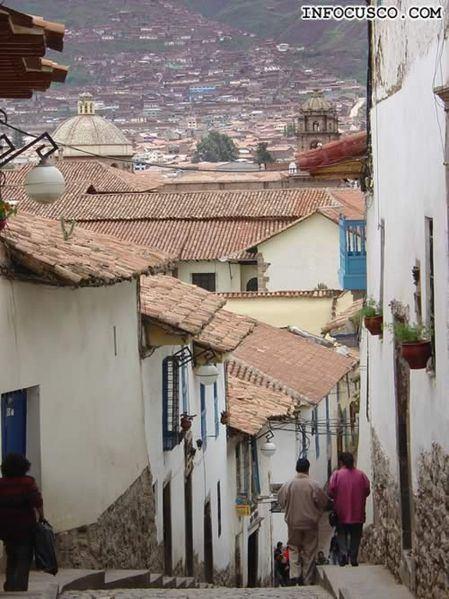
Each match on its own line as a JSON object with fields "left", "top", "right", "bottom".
{"left": 24, "top": 158, "right": 65, "bottom": 204}
{"left": 260, "top": 438, "right": 277, "bottom": 458}
{"left": 195, "top": 363, "right": 219, "bottom": 386}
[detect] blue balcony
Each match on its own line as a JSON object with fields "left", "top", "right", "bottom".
{"left": 339, "top": 218, "right": 367, "bottom": 290}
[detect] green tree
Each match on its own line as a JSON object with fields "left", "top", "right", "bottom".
{"left": 255, "top": 142, "right": 274, "bottom": 165}
{"left": 193, "top": 131, "right": 238, "bottom": 162}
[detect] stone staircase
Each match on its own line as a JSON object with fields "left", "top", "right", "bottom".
{"left": 1, "top": 569, "right": 214, "bottom": 599}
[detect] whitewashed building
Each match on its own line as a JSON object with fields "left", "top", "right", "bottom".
{"left": 139, "top": 275, "right": 255, "bottom": 583}
{"left": 0, "top": 211, "right": 171, "bottom": 570}
{"left": 358, "top": 6, "right": 449, "bottom": 597}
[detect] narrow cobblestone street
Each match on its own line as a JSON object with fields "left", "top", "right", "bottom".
{"left": 62, "top": 588, "right": 332, "bottom": 599}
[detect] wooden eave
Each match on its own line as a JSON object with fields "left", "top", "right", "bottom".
{"left": 0, "top": 5, "right": 67, "bottom": 98}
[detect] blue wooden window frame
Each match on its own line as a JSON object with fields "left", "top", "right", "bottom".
{"left": 200, "top": 384, "right": 207, "bottom": 449}
{"left": 162, "top": 356, "right": 180, "bottom": 451}
{"left": 213, "top": 382, "right": 219, "bottom": 438}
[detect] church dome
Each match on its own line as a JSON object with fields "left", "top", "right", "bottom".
{"left": 53, "top": 93, "right": 133, "bottom": 158}
{"left": 301, "top": 90, "right": 333, "bottom": 112}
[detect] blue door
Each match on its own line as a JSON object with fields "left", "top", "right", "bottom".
{"left": 1, "top": 390, "right": 27, "bottom": 458}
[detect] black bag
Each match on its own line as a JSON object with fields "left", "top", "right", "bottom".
{"left": 34, "top": 519, "right": 58, "bottom": 575}
{"left": 328, "top": 510, "right": 339, "bottom": 528}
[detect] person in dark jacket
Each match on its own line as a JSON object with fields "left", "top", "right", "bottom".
{"left": 0, "top": 453, "right": 44, "bottom": 591}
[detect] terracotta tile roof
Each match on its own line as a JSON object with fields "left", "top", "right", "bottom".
{"left": 322, "top": 299, "right": 364, "bottom": 334}
{"left": 16, "top": 188, "right": 339, "bottom": 221}
{"left": 219, "top": 289, "right": 343, "bottom": 299}
{"left": 11, "top": 171, "right": 363, "bottom": 261}
{"left": 195, "top": 308, "right": 256, "bottom": 353}
{"left": 80, "top": 219, "right": 284, "bottom": 261}
{"left": 227, "top": 357, "right": 304, "bottom": 404}
{"left": 5, "top": 160, "right": 147, "bottom": 196}
{"left": 0, "top": 6, "right": 67, "bottom": 98}
{"left": 227, "top": 374, "right": 294, "bottom": 436}
{"left": 323, "top": 189, "right": 365, "bottom": 222}
{"left": 233, "top": 323, "right": 356, "bottom": 404}
{"left": 140, "top": 274, "right": 225, "bottom": 335}
{"left": 297, "top": 132, "right": 367, "bottom": 172}
{"left": 0, "top": 212, "right": 173, "bottom": 287}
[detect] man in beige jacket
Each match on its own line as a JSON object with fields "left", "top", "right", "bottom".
{"left": 277, "top": 458, "right": 329, "bottom": 585}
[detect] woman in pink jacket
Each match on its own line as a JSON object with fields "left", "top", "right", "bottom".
{"left": 328, "top": 452, "right": 370, "bottom": 567}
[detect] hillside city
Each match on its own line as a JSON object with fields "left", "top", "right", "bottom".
{"left": 5, "top": 0, "right": 365, "bottom": 169}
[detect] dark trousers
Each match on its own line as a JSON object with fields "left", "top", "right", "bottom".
{"left": 4, "top": 539, "right": 34, "bottom": 591}
{"left": 336, "top": 523, "right": 363, "bottom": 564}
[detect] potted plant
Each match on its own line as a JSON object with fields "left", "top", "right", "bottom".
{"left": 361, "top": 298, "right": 383, "bottom": 335}
{"left": 180, "top": 413, "right": 193, "bottom": 432}
{"left": 220, "top": 410, "right": 230, "bottom": 425}
{"left": 393, "top": 322, "right": 433, "bottom": 369}
{"left": 0, "top": 199, "right": 17, "bottom": 231}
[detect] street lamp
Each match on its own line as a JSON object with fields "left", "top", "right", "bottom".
{"left": 260, "top": 433, "right": 277, "bottom": 458}
{"left": 24, "top": 158, "right": 65, "bottom": 204}
{"left": 195, "top": 363, "right": 219, "bottom": 386}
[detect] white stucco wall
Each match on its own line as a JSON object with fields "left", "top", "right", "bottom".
{"left": 258, "top": 214, "right": 341, "bottom": 291}
{"left": 177, "top": 261, "right": 245, "bottom": 293}
{"left": 141, "top": 345, "right": 231, "bottom": 575}
{"left": 362, "top": 26, "right": 449, "bottom": 490}
{"left": 0, "top": 278, "right": 147, "bottom": 531}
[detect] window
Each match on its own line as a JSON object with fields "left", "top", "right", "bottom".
{"left": 246, "top": 277, "right": 258, "bottom": 292}
{"left": 181, "top": 360, "right": 189, "bottom": 414}
{"left": 192, "top": 273, "right": 216, "bottom": 292}
{"left": 250, "top": 439, "right": 260, "bottom": 497}
{"left": 162, "top": 356, "right": 180, "bottom": 451}
{"left": 425, "top": 217, "right": 436, "bottom": 360}
{"left": 313, "top": 406, "right": 320, "bottom": 458}
{"left": 200, "top": 383, "right": 207, "bottom": 449}
{"left": 213, "top": 382, "right": 219, "bottom": 438}
{"left": 217, "top": 481, "right": 222, "bottom": 537}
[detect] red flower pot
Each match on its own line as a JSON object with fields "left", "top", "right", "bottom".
{"left": 364, "top": 315, "right": 383, "bottom": 335}
{"left": 401, "top": 341, "right": 432, "bottom": 369}
{"left": 180, "top": 417, "right": 192, "bottom": 432}
{"left": 0, "top": 219, "right": 7, "bottom": 232}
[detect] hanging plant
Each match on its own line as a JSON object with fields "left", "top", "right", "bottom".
{"left": 360, "top": 297, "right": 383, "bottom": 335}
{"left": 0, "top": 199, "right": 17, "bottom": 231}
{"left": 392, "top": 322, "right": 433, "bottom": 369}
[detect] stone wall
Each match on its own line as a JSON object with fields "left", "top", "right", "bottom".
{"left": 362, "top": 432, "right": 449, "bottom": 598}
{"left": 414, "top": 443, "right": 449, "bottom": 599}
{"left": 56, "top": 466, "right": 163, "bottom": 571}
{"left": 360, "top": 430, "right": 402, "bottom": 579}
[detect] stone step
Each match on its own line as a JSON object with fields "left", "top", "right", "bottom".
{"left": 148, "top": 573, "right": 164, "bottom": 588}
{"left": 104, "top": 570, "right": 150, "bottom": 589}
{"left": 161, "top": 576, "right": 176, "bottom": 588}
{"left": 56, "top": 569, "right": 105, "bottom": 592}
{"left": 174, "top": 576, "right": 196, "bottom": 588}
{"left": 317, "top": 564, "right": 414, "bottom": 599}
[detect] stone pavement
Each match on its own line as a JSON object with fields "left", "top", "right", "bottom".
{"left": 62, "top": 588, "right": 332, "bottom": 599}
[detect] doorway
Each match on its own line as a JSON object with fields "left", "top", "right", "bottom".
{"left": 247, "top": 529, "right": 259, "bottom": 587}
{"left": 184, "top": 473, "right": 193, "bottom": 576}
{"left": 395, "top": 346, "right": 413, "bottom": 550}
{"left": 163, "top": 481, "right": 173, "bottom": 575}
{"left": 203, "top": 500, "right": 214, "bottom": 583}
{"left": 1, "top": 390, "right": 27, "bottom": 458}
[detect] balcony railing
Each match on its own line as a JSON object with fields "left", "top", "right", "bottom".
{"left": 339, "top": 217, "right": 367, "bottom": 290}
